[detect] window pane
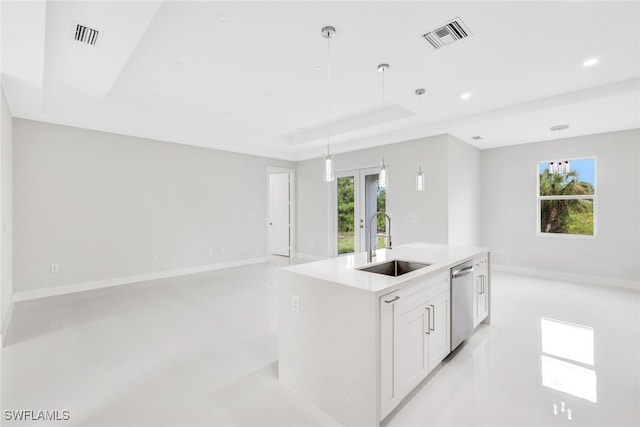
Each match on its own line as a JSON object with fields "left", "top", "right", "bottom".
{"left": 377, "top": 186, "right": 386, "bottom": 249}
{"left": 540, "top": 199, "right": 594, "bottom": 235}
{"left": 539, "top": 158, "right": 595, "bottom": 196}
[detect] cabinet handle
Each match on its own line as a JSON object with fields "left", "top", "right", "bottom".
{"left": 430, "top": 304, "right": 435, "bottom": 331}
{"left": 425, "top": 307, "right": 431, "bottom": 335}
{"left": 385, "top": 296, "right": 400, "bottom": 304}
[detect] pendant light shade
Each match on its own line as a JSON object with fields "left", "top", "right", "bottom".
{"left": 416, "top": 166, "right": 425, "bottom": 191}
{"left": 379, "top": 159, "right": 388, "bottom": 189}
{"left": 323, "top": 152, "right": 334, "bottom": 182}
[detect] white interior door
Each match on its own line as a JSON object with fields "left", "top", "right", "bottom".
{"left": 269, "top": 173, "right": 290, "bottom": 256}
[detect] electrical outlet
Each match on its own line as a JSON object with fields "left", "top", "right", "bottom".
{"left": 150, "top": 253, "right": 157, "bottom": 261}
{"left": 407, "top": 215, "right": 418, "bottom": 224}
{"left": 291, "top": 295, "right": 300, "bottom": 313}
{"left": 208, "top": 247, "right": 214, "bottom": 255}
{"left": 240, "top": 244, "right": 245, "bottom": 252}
{"left": 499, "top": 248, "right": 505, "bottom": 255}
{"left": 248, "top": 214, "right": 255, "bottom": 221}
{"left": 221, "top": 246, "right": 226, "bottom": 253}
{"left": 50, "top": 264, "right": 59, "bottom": 273}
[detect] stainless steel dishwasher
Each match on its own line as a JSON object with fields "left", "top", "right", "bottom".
{"left": 450, "top": 260, "right": 474, "bottom": 351}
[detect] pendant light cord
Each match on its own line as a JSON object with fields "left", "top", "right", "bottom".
{"left": 326, "top": 33, "right": 331, "bottom": 155}
{"left": 381, "top": 66, "right": 385, "bottom": 140}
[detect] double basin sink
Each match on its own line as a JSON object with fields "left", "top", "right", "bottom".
{"left": 358, "top": 259, "right": 431, "bottom": 277}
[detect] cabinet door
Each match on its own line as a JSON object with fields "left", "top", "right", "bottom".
{"left": 380, "top": 292, "right": 399, "bottom": 418}
{"left": 477, "top": 275, "right": 489, "bottom": 322}
{"left": 427, "top": 290, "right": 450, "bottom": 370}
{"left": 473, "top": 274, "right": 481, "bottom": 327}
{"left": 394, "top": 302, "right": 429, "bottom": 400}
{"left": 473, "top": 256, "right": 488, "bottom": 328}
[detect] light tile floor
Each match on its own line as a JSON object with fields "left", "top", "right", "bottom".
{"left": 2, "top": 258, "right": 639, "bottom": 426}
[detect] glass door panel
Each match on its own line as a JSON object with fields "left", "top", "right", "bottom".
{"left": 360, "top": 168, "right": 387, "bottom": 253}
{"left": 337, "top": 175, "right": 357, "bottom": 255}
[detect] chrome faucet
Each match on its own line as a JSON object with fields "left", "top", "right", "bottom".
{"left": 368, "top": 212, "right": 392, "bottom": 262}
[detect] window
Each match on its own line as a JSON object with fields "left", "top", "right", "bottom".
{"left": 537, "top": 157, "right": 596, "bottom": 236}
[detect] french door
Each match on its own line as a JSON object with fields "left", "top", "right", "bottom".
{"left": 335, "top": 167, "right": 387, "bottom": 256}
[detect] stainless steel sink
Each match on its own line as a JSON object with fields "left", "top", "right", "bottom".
{"left": 358, "top": 260, "right": 431, "bottom": 277}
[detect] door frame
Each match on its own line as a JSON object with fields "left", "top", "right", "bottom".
{"left": 266, "top": 167, "right": 296, "bottom": 257}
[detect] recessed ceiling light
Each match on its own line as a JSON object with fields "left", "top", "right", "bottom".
{"left": 217, "top": 14, "right": 231, "bottom": 23}
{"left": 371, "top": 94, "right": 378, "bottom": 99}
{"left": 583, "top": 58, "right": 599, "bottom": 67}
{"left": 263, "top": 92, "right": 271, "bottom": 97}
{"left": 173, "top": 62, "right": 185, "bottom": 68}
{"left": 550, "top": 124, "right": 570, "bottom": 131}
{"left": 312, "top": 66, "right": 322, "bottom": 72}
{"left": 297, "top": 127, "right": 304, "bottom": 132}
{"left": 460, "top": 93, "right": 471, "bottom": 100}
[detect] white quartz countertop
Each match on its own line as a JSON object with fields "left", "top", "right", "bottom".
{"left": 282, "top": 242, "right": 489, "bottom": 295}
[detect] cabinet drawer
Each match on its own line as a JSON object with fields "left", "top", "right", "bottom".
{"left": 394, "top": 273, "right": 449, "bottom": 315}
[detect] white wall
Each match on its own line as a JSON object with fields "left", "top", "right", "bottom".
{"left": 1, "top": 82, "right": 14, "bottom": 334}
{"left": 296, "top": 134, "right": 454, "bottom": 258}
{"left": 481, "top": 129, "right": 640, "bottom": 283}
{"left": 448, "top": 135, "right": 482, "bottom": 246}
{"left": 13, "top": 119, "right": 293, "bottom": 293}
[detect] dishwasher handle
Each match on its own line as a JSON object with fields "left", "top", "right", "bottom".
{"left": 451, "top": 265, "right": 474, "bottom": 278}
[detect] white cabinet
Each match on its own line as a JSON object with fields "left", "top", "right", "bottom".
{"left": 427, "top": 290, "right": 450, "bottom": 369}
{"left": 473, "top": 255, "right": 489, "bottom": 328}
{"left": 380, "top": 273, "right": 450, "bottom": 419}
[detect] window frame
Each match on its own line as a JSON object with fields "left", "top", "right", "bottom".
{"left": 536, "top": 156, "right": 597, "bottom": 238}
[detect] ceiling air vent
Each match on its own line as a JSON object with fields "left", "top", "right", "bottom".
{"left": 74, "top": 24, "right": 99, "bottom": 46}
{"left": 422, "top": 17, "right": 471, "bottom": 50}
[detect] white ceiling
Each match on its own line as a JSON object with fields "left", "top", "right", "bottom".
{"left": 2, "top": 1, "right": 639, "bottom": 161}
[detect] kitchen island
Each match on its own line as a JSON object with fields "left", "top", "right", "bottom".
{"left": 278, "top": 242, "right": 490, "bottom": 426}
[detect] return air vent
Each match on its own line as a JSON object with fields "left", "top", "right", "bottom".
{"left": 74, "top": 24, "right": 99, "bottom": 46}
{"left": 422, "top": 17, "right": 471, "bottom": 50}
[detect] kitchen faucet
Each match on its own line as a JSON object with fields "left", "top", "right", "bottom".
{"left": 368, "top": 212, "right": 392, "bottom": 262}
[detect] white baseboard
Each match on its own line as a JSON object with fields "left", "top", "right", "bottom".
{"left": 13, "top": 257, "right": 268, "bottom": 303}
{"left": 293, "top": 252, "right": 327, "bottom": 261}
{"left": 493, "top": 263, "right": 640, "bottom": 291}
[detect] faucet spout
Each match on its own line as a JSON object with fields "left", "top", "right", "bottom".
{"left": 367, "top": 212, "right": 392, "bottom": 263}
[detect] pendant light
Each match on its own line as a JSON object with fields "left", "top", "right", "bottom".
{"left": 321, "top": 26, "right": 336, "bottom": 182}
{"left": 416, "top": 166, "right": 425, "bottom": 192}
{"left": 415, "top": 89, "right": 426, "bottom": 192}
{"left": 378, "top": 63, "right": 389, "bottom": 188}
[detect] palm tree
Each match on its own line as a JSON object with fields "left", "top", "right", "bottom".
{"left": 539, "top": 169, "right": 594, "bottom": 233}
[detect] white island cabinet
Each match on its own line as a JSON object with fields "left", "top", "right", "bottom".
{"left": 278, "top": 243, "right": 490, "bottom": 426}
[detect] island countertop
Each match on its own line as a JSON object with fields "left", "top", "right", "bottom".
{"left": 282, "top": 242, "right": 489, "bottom": 295}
